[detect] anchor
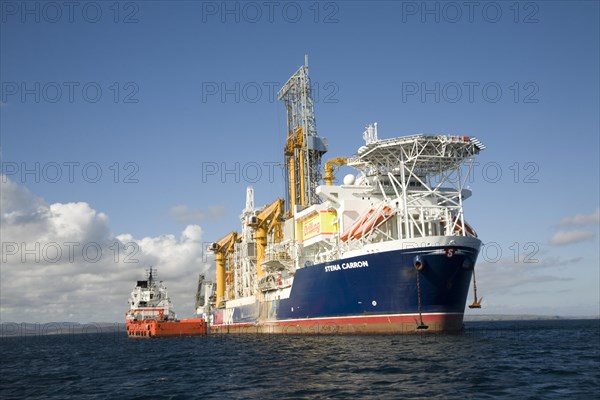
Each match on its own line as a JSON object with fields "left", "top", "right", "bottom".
{"left": 416, "top": 322, "right": 429, "bottom": 330}
{"left": 468, "top": 267, "right": 482, "bottom": 309}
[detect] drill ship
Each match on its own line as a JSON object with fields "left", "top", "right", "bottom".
{"left": 199, "top": 58, "right": 485, "bottom": 333}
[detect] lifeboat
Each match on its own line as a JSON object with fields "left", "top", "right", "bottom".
{"left": 341, "top": 206, "right": 393, "bottom": 242}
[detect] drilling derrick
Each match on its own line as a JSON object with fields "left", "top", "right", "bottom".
{"left": 278, "top": 55, "right": 328, "bottom": 217}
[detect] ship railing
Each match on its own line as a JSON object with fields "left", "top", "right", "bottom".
{"left": 338, "top": 206, "right": 471, "bottom": 251}
{"left": 263, "top": 252, "right": 292, "bottom": 262}
{"left": 349, "top": 135, "right": 482, "bottom": 178}
{"left": 264, "top": 241, "right": 295, "bottom": 262}
{"left": 296, "top": 239, "right": 340, "bottom": 267}
{"left": 128, "top": 308, "right": 165, "bottom": 321}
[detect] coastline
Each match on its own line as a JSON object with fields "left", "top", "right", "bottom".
{"left": 1, "top": 315, "right": 599, "bottom": 337}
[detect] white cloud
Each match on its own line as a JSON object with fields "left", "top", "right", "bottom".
{"left": 168, "top": 204, "right": 226, "bottom": 224}
{"left": 1, "top": 176, "right": 212, "bottom": 323}
{"left": 549, "top": 230, "right": 595, "bottom": 246}
{"left": 560, "top": 208, "right": 600, "bottom": 226}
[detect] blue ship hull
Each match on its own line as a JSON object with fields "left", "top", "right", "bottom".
{"left": 212, "top": 243, "right": 480, "bottom": 333}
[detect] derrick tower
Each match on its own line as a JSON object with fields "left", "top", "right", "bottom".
{"left": 278, "top": 55, "right": 328, "bottom": 217}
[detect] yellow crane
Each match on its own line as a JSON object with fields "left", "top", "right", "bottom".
{"left": 209, "top": 231, "right": 238, "bottom": 308}
{"left": 249, "top": 198, "right": 285, "bottom": 281}
{"left": 324, "top": 157, "right": 347, "bottom": 185}
{"left": 284, "top": 126, "right": 305, "bottom": 217}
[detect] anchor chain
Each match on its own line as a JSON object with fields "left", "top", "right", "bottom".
{"left": 415, "top": 268, "right": 429, "bottom": 330}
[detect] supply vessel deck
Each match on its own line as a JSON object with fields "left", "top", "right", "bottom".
{"left": 197, "top": 58, "right": 485, "bottom": 333}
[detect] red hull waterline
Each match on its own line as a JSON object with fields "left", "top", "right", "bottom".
{"left": 127, "top": 318, "right": 207, "bottom": 339}
{"left": 209, "top": 313, "right": 465, "bottom": 334}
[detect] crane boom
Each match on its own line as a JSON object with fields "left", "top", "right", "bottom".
{"left": 249, "top": 198, "right": 284, "bottom": 281}
{"left": 209, "top": 231, "right": 238, "bottom": 308}
{"left": 324, "top": 157, "right": 348, "bottom": 185}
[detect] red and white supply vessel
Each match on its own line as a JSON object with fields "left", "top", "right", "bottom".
{"left": 125, "top": 269, "right": 206, "bottom": 338}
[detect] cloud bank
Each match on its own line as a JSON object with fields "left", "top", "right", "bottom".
{"left": 1, "top": 176, "right": 212, "bottom": 323}
{"left": 560, "top": 208, "right": 600, "bottom": 226}
{"left": 548, "top": 208, "right": 599, "bottom": 246}
{"left": 549, "top": 230, "right": 595, "bottom": 246}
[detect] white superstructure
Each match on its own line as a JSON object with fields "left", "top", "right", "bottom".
{"left": 125, "top": 269, "right": 176, "bottom": 321}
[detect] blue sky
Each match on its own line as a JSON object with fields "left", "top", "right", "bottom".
{"left": 1, "top": 1, "right": 599, "bottom": 322}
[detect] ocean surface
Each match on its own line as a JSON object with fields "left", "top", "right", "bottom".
{"left": 1, "top": 319, "right": 598, "bottom": 399}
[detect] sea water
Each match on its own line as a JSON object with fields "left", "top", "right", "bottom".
{"left": 1, "top": 320, "right": 598, "bottom": 399}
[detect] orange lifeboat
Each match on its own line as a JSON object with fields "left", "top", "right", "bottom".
{"left": 341, "top": 206, "right": 393, "bottom": 242}
{"left": 340, "top": 209, "right": 375, "bottom": 242}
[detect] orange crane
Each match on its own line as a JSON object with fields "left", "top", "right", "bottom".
{"left": 249, "top": 198, "right": 284, "bottom": 281}
{"left": 209, "top": 231, "right": 238, "bottom": 308}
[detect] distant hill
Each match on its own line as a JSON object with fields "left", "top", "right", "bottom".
{"left": 0, "top": 322, "right": 126, "bottom": 337}
{"left": 2, "top": 316, "right": 598, "bottom": 337}
{"left": 464, "top": 314, "right": 598, "bottom": 321}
